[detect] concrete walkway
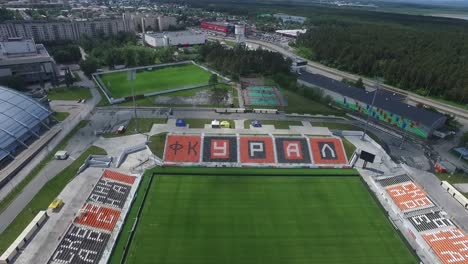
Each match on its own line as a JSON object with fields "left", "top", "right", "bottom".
{"left": 147, "top": 119, "right": 333, "bottom": 137}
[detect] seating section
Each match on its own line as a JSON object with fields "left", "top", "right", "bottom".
{"left": 378, "top": 174, "right": 412, "bottom": 187}
{"left": 103, "top": 170, "right": 136, "bottom": 185}
{"left": 87, "top": 179, "right": 132, "bottom": 209}
{"left": 75, "top": 203, "right": 121, "bottom": 231}
{"left": 48, "top": 225, "right": 110, "bottom": 264}
{"left": 48, "top": 170, "right": 136, "bottom": 264}
{"left": 377, "top": 173, "right": 468, "bottom": 264}
{"left": 385, "top": 181, "right": 434, "bottom": 212}
{"left": 422, "top": 228, "right": 468, "bottom": 264}
{"left": 163, "top": 134, "right": 349, "bottom": 167}
{"left": 408, "top": 211, "right": 454, "bottom": 232}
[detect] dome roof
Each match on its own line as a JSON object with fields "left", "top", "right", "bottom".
{"left": 0, "top": 86, "right": 51, "bottom": 161}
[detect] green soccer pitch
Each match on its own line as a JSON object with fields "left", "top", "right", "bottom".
{"left": 121, "top": 168, "right": 417, "bottom": 264}
{"left": 98, "top": 63, "right": 212, "bottom": 98}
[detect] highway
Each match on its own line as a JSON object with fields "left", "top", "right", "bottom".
{"left": 208, "top": 36, "right": 468, "bottom": 121}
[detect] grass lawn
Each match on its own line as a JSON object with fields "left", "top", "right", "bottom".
{"left": 0, "top": 121, "right": 89, "bottom": 214}
{"left": 244, "top": 120, "right": 302, "bottom": 129}
{"left": 103, "top": 118, "right": 167, "bottom": 138}
{"left": 53, "top": 112, "right": 70, "bottom": 121}
{"left": 148, "top": 133, "right": 168, "bottom": 158}
{"left": 281, "top": 89, "right": 343, "bottom": 115}
{"left": 341, "top": 137, "right": 357, "bottom": 160}
{"left": 435, "top": 173, "right": 468, "bottom": 185}
{"left": 124, "top": 171, "right": 416, "bottom": 264}
{"left": 99, "top": 64, "right": 212, "bottom": 98}
{"left": 0, "top": 146, "right": 106, "bottom": 253}
{"left": 47, "top": 86, "right": 92, "bottom": 101}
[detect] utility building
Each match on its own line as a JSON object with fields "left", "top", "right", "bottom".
{"left": 144, "top": 31, "right": 206, "bottom": 47}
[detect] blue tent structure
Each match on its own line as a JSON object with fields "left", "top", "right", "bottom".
{"left": 251, "top": 120, "right": 262, "bottom": 127}
{"left": 176, "top": 119, "right": 186, "bottom": 127}
{"left": 453, "top": 147, "right": 468, "bottom": 160}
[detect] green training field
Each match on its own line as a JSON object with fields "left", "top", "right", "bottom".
{"left": 98, "top": 63, "right": 212, "bottom": 98}
{"left": 124, "top": 170, "right": 417, "bottom": 264}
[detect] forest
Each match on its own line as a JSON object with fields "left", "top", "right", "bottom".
{"left": 199, "top": 42, "right": 292, "bottom": 79}
{"left": 294, "top": 16, "right": 468, "bottom": 103}
{"left": 189, "top": 0, "right": 468, "bottom": 104}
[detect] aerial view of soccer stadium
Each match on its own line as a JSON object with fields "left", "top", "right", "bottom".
{"left": 1, "top": 1, "right": 468, "bottom": 264}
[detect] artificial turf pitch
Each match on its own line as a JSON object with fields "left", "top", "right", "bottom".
{"left": 98, "top": 64, "right": 212, "bottom": 98}
{"left": 125, "top": 174, "right": 417, "bottom": 264}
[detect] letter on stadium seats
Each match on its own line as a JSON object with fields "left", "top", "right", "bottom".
{"left": 78, "top": 249, "right": 98, "bottom": 262}
{"left": 213, "top": 141, "right": 228, "bottom": 157}
{"left": 249, "top": 142, "right": 264, "bottom": 157}
{"left": 286, "top": 143, "right": 301, "bottom": 159}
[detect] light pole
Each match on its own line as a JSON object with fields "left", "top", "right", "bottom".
{"left": 361, "top": 78, "right": 381, "bottom": 141}
{"left": 128, "top": 70, "right": 138, "bottom": 133}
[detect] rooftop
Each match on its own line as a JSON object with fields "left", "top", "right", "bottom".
{"left": 299, "top": 71, "right": 446, "bottom": 126}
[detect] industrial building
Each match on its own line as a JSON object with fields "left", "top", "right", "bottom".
{"left": 0, "top": 86, "right": 52, "bottom": 168}
{"left": 200, "top": 21, "right": 233, "bottom": 34}
{"left": 0, "top": 37, "right": 59, "bottom": 83}
{"left": 298, "top": 71, "right": 446, "bottom": 138}
{"left": 275, "top": 29, "right": 307, "bottom": 38}
{"left": 144, "top": 31, "right": 206, "bottom": 47}
{"left": 273, "top": 13, "right": 307, "bottom": 24}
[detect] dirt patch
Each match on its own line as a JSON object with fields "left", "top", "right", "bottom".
{"left": 155, "top": 88, "right": 233, "bottom": 106}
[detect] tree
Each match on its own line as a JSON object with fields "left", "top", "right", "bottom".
{"left": 355, "top": 78, "right": 365, "bottom": 89}
{"left": 64, "top": 68, "right": 74, "bottom": 87}
{"left": 80, "top": 57, "right": 99, "bottom": 78}
{"left": 0, "top": 75, "right": 26, "bottom": 90}
{"left": 209, "top": 74, "right": 218, "bottom": 88}
{"left": 461, "top": 132, "right": 468, "bottom": 147}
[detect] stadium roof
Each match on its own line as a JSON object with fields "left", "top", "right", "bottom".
{"left": 0, "top": 86, "right": 51, "bottom": 161}
{"left": 299, "top": 71, "right": 446, "bottom": 127}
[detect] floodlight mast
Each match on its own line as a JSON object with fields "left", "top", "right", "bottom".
{"left": 361, "top": 78, "right": 381, "bottom": 141}
{"left": 128, "top": 70, "right": 138, "bottom": 133}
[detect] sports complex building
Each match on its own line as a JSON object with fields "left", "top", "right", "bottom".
{"left": 299, "top": 71, "right": 447, "bottom": 138}
{"left": 0, "top": 86, "right": 52, "bottom": 170}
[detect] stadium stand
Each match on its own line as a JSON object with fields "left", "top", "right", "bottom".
{"left": 103, "top": 170, "right": 136, "bottom": 185}
{"left": 408, "top": 211, "right": 454, "bottom": 232}
{"left": 421, "top": 228, "right": 468, "bottom": 264}
{"left": 48, "top": 170, "right": 136, "bottom": 264}
{"left": 377, "top": 174, "right": 412, "bottom": 187}
{"left": 163, "top": 134, "right": 350, "bottom": 167}
{"left": 385, "top": 181, "right": 434, "bottom": 212}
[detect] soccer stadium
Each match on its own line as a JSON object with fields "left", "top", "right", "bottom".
{"left": 114, "top": 167, "right": 417, "bottom": 264}
{"left": 94, "top": 61, "right": 225, "bottom": 103}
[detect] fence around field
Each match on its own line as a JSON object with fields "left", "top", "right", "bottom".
{"left": 93, "top": 61, "right": 230, "bottom": 105}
